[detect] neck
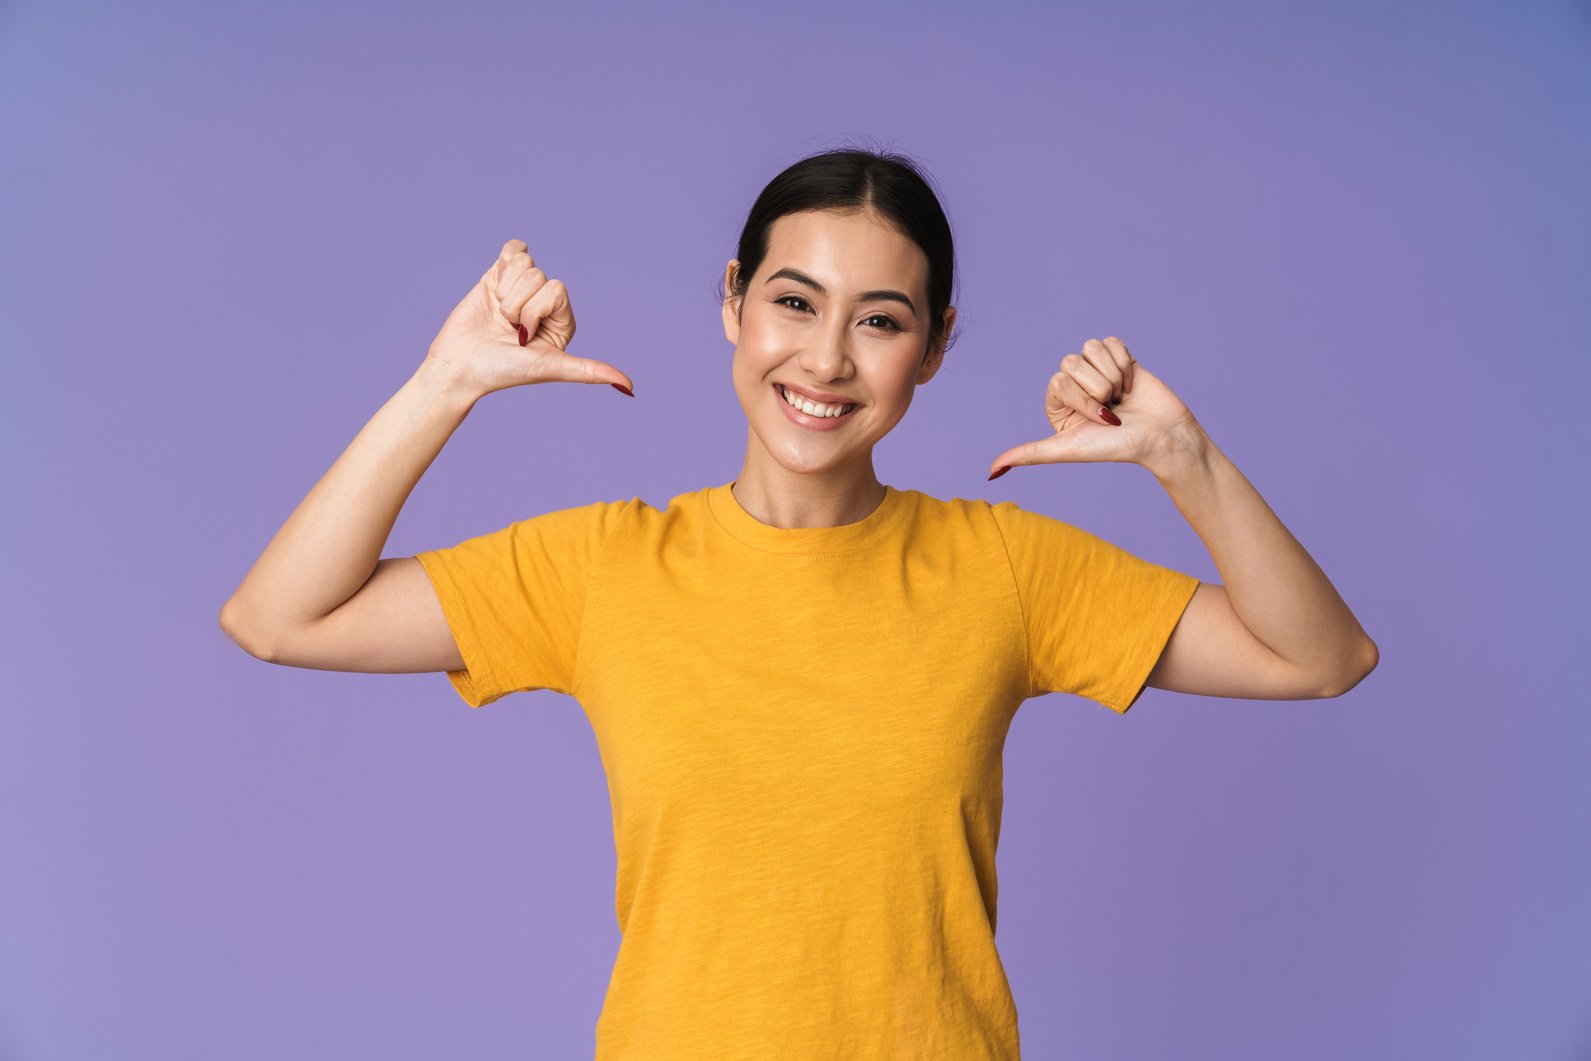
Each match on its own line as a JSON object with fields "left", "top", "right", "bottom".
{"left": 732, "top": 440, "right": 885, "bottom": 529}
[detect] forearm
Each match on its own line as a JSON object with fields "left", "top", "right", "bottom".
{"left": 221, "top": 356, "right": 482, "bottom": 642}
{"left": 1145, "top": 422, "right": 1377, "bottom": 686}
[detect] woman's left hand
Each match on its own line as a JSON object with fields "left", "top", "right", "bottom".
{"left": 987, "top": 337, "right": 1198, "bottom": 479}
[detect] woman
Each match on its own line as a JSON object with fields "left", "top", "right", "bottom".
{"left": 220, "top": 147, "right": 1377, "bottom": 1059}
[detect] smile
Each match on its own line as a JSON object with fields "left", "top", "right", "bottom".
{"left": 774, "top": 384, "right": 860, "bottom": 429}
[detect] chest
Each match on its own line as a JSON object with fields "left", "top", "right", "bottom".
{"left": 573, "top": 545, "right": 1028, "bottom": 820}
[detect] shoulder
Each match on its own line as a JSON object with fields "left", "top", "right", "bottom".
{"left": 887, "top": 487, "right": 1019, "bottom": 549}
{"left": 897, "top": 489, "right": 1068, "bottom": 541}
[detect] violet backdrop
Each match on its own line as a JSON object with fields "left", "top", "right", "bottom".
{"left": 2, "top": 0, "right": 1588, "bottom": 1058}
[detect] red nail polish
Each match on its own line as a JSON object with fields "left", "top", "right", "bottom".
{"left": 611, "top": 383, "right": 634, "bottom": 397}
{"left": 516, "top": 324, "right": 529, "bottom": 346}
{"left": 1099, "top": 406, "right": 1121, "bottom": 426}
{"left": 988, "top": 465, "right": 1011, "bottom": 480}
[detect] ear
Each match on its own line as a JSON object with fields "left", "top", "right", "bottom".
{"left": 916, "top": 304, "right": 955, "bottom": 385}
{"left": 721, "top": 259, "right": 743, "bottom": 345}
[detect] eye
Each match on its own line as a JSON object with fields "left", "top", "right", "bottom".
{"left": 775, "top": 296, "right": 902, "bottom": 332}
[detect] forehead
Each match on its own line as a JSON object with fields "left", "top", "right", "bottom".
{"left": 761, "top": 210, "right": 928, "bottom": 290}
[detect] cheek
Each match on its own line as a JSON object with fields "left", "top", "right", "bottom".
{"left": 734, "top": 326, "right": 791, "bottom": 370}
{"left": 730, "top": 345, "right": 773, "bottom": 395}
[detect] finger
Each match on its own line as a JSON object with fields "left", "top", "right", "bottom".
{"left": 501, "top": 265, "right": 550, "bottom": 329}
{"left": 1058, "top": 353, "right": 1119, "bottom": 412}
{"left": 1078, "top": 339, "right": 1127, "bottom": 405}
{"left": 500, "top": 253, "right": 532, "bottom": 289}
{"left": 487, "top": 250, "right": 532, "bottom": 311}
{"left": 516, "top": 277, "right": 572, "bottom": 348}
{"left": 497, "top": 239, "right": 532, "bottom": 270}
{"left": 1056, "top": 363, "right": 1122, "bottom": 426}
{"left": 1101, "top": 336, "right": 1136, "bottom": 395}
{"left": 489, "top": 240, "right": 529, "bottom": 285}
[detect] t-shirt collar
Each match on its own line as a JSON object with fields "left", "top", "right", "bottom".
{"left": 706, "top": 480, "right": 908, "bottom": 555}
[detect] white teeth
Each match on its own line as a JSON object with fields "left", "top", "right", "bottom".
{"left": 780, "top": 385, "right": 855, "bottom": 418}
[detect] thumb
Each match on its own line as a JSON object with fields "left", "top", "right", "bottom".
{"left": 986, "top": 437, "right": 1058, "bottom": 479}
{"left": 986, "top": 430, "right": 1099, "bottom": 479}
{"left": 535, "top": 347, "right": 636, "bottom": 395}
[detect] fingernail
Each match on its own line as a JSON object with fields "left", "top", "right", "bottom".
{"left": 611, "top": 383, "right": 634, "bottom": 397}
{"left": 516, "top": 324, "right": 528, "bottom": 346}
{"left": 1099, "top": 406, "right": 1121, "bottom": 426}
{"left": 988, "top": 465, "right": 1011, "bottom": 480}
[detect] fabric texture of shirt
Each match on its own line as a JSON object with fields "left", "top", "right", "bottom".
{"left": 413, "top": 481, "right": 1200, "bottom": 1060}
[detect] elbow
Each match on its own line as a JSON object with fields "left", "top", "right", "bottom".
{"left": 1319, "top": 637, "right": 1379, "bottom": 699}
{"left": 219, "top": 598, "right": 276, "bottom": 662}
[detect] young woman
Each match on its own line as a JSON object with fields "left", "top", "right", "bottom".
{"left": 220, "top": 146, "right": 1377, "bottom": 1059}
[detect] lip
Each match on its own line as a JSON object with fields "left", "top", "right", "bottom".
{"left": 776, "top": 381, "right": 861, "bottom": 406}
{"left": 772, "top": 383, "right": 860, "bottom": 431}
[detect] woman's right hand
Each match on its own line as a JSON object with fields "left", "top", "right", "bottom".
{"left": 425, "top": 238, "right": 636, "bottom": 398}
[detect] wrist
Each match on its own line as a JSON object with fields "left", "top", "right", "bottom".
{"left": 1142, "top": 418, "right": 1216, "bottom": 484}
{"left": 413, "top": 355, "right": 485, "bottom": 413}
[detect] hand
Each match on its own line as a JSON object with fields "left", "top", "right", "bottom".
{"left": 986, "top": 337, "right": 1198, "bottom": 478}
{"left": 424, "top": 239, "right": 636, "bottom": 398}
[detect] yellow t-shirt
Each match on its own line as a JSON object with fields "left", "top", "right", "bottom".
{"left": 414, "top": 481, "right": 1200, "bottom": 1059}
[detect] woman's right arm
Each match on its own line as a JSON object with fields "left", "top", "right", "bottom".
{"left": 218, "top": 238, "right": 634, "bottom": 673}
{"left": 218, "top": 356, "right": 480, "bottom": 670}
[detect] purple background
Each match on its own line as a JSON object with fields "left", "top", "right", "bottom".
{"left": 4, "top": 1, "right": 1588, "bottom": 1057}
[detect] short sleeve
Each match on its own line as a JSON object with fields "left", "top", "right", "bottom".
{"left": 990, "top": 500, "right": 1200, "bottom": 714}
{"left": 412, "top": 499, "right": 628, "bottom": 707}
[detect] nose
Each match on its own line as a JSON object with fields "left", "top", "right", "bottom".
{"left": 797, "top": 314, "right": 856, "bottom": 384}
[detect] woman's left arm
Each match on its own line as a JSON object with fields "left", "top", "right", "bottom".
{"left": 1143, "top": 423, "right": 1379, "bottom": 699}
{"left": 988, "top": 336, "right": 1378, "bottom": 702}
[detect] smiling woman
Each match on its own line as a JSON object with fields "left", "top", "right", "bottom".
{"left": 716, "top": 150, "right": 963, "bottom": 529}
{"left": 221, "top": 138, "right": 1374, "bottom": 1061}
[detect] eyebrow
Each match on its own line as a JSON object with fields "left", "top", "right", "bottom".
{"left": 763, "top": 267, "right": 917, "bottom": 315}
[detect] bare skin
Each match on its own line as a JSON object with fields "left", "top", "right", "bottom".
{"left": 218, "top": 239, "right": 632, "bottom": 671}
{"left": 222, "top": 224, "right": 1375, "bottom": 702}
{"left": 722, "top": 208, "right": 955, "bottom": 530}
{"left": 723, "top": 209, "right": 1375, "bottom": 698}
{"left": 985, "top": 337, "right": 1378, "bottom": 699}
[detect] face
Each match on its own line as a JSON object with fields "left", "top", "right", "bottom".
{"left": 722, "top": 208, "right": 955, "bottom": 478}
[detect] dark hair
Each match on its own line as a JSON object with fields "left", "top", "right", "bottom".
{"left": 719, "top": 139, "right": 961, "bottom": 363}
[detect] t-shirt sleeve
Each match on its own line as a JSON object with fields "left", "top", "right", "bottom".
{"left": 412, "top": 499, "right": 627, "bottom": 707}
{"left": 989, "top": 499, "right": 1200, "bottom": 714}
